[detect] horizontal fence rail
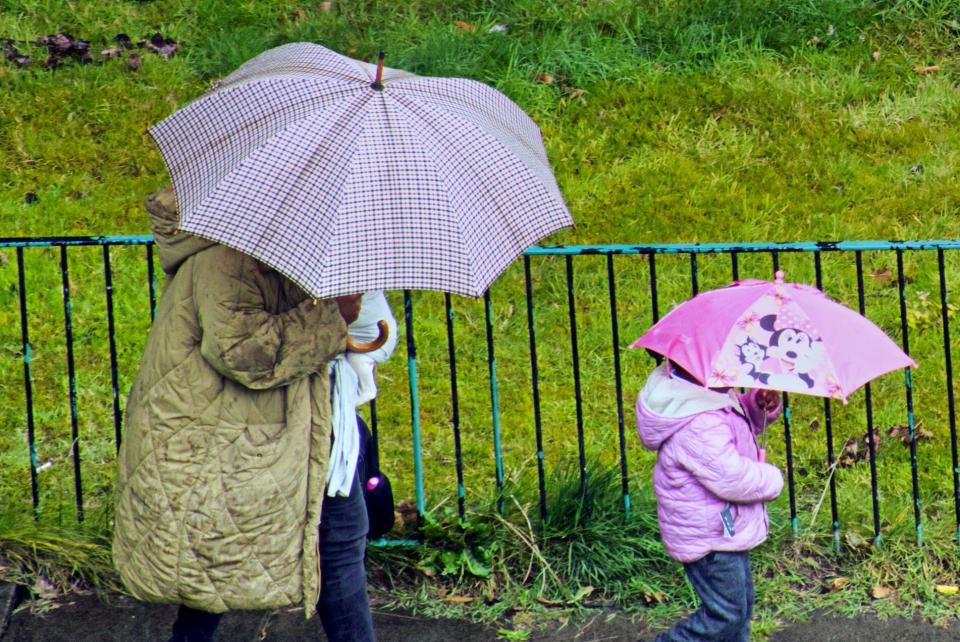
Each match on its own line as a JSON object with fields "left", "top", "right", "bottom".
{"left": 1, "top": 236, "right": 958, "bottom": 548}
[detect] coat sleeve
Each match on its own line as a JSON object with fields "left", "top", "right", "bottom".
{"left": 193, "top": 249, "right": 348, "bottom": 389}
{"left": 673, "top": 417, "right": 784, "bottom": 504}
{"left": 738, "top": 389, "right": 782, "bottom": 435}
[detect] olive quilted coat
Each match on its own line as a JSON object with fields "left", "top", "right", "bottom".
{"left": 113, "top": 189, "right": 347, "bottom": 615}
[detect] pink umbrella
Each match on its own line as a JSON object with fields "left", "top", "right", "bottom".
{"left": 630, "top": 270, "right": 916, "bottom": 402}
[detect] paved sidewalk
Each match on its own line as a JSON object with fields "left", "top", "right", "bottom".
{"left": 3, "top": 584, "right": 960, "bottom": 641}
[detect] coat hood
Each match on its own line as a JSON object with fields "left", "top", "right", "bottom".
{"left": 145, "top": 188, "right": 216, "bottom": 275}
{"left": 635, "top": 365, "right": 743, "bottom": 450}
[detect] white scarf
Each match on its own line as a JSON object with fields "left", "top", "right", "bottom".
{"left": 327, "top": 355, "right": 361, "bottom": 497}
{"left": 326, "top": 292, "right": 398, "bottom": 497}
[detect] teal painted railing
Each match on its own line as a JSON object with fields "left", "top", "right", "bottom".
{"left": 2, "top": 236, "right": 957, "bottom": 547}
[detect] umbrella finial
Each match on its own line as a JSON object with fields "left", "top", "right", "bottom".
{"left": 371, "top": 50, "right": 385, "bottom": 91}
{"left": 774, "top": 270, "right": 785, "bottom": 284}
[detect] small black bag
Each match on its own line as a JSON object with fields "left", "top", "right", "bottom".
{"left": 357, "top": 415, "right": 395, "bottom": 540}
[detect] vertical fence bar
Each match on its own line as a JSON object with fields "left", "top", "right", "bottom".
{"left": 565, "top": 256, "right": 587, "bottom": 493}
{"left": 937, "top": 249, "right": 960, "bottom": 542}
{"left": 524, "top": 257, "right": 548, "bottom": 521}
{"left": 896, "top": 250, "right": 922, "bottom": 545}
{"left": 731, "top": 251, "right": 740, "bottom": 281}
{"left": 648, "top": 253, "right": 660, "bottom": 323}
{"left": 16, "top": 248, "right": 39, "bottom": 514}
{"left": 60, "top": 246, "right": 83, "bottom": 522}
{"left": 814, "top": 252, "right": 840, "bottom": 549}
{"left": 103, "top": 245, "right": 123, "bottom": 451}
{"left": 607, "top": 255, "right": 630, "bottom": 516}
{"left": 403, "top": 290, "right": 425, "bottom": 522}
{"left": 855, "top": 251, "right": 882, "bottom": 545}
{"left": 444, "top": 293, "right": 466, "bottom": 519}
{"left": 772, "top": 252, "right": 798, "bottom": 535}
{"left": 690, "top": 253, "right": 699, "bottom": 296}
{"left": 146, "top": 244, "right": 157, "bottom": 322}
{"left": 484, "top": 291, "right": 505, "bottom": 514}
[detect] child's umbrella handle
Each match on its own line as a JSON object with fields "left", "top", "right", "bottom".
{"left": 346, "top": 320, "right": 390, "bottom": 353}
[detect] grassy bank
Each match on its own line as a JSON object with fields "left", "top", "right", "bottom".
{"left": 2, "top": 0, "right": 960, "bottom": 637}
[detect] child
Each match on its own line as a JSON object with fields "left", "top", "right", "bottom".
{"left": 636, "top": 358, "right": 783, "bottom": 642}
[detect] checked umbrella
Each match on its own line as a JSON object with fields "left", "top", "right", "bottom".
{"left": 149, "top": 42, "right": 573, "bottom": 299}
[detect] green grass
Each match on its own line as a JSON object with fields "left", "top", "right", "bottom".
{"left": 2, "top": 0, "right": 960, "bottom": 636}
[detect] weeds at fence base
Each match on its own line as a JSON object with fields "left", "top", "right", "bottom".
{"left": 0, "top": 508, "right": 120, "bottom": 615}
{"left": 370, "top": 460, "right": 960, "bottom": 634}
{"left": 2, "top": 463, "right": 960, "bottom": 632}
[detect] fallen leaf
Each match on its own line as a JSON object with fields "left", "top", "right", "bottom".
{"left": 571, "top": 585, "right": 594, "bottom": 602}
{"left": 809, "top": 419, "right": 821, "bottom": 431}
{"left": 319, "top": 1, "right": 333, "bottom": 10}
{"left": 642, "top": 591, "right": 666, "bottom": 604}
{"left": 826, "top": 577, "right": 849, "bottom": 592}
{"left": 127, "top": 53, "right": 142, "bottom": 71}
{"left": 841, "top": 436, "right": 858, "bottom": 459}
{"left": 806, "top": 36, "right": 821, "bottom": 46}
{"left": 913, "top": 65, "right": 941, "bottom": 74}
{"left": 536, "top": 595, "right": 564, "bottom": 606}
{"left": 144, "top": 33, "right": 177, "bottom": 59}
{"left": 446, "top": 595, "right": 475, "bottom": 603}
{"left": 871, "top": 585, "right": 893, "bottom": 599}
{"left": 872, "top": 50, "right": 881, "bottom": 61}
{"left": 935, "top": 584, "right": 959, "bottom": 595}
{"left": 100, "top": 48, "right": 121, "bottom": 60}
{"left": 535, "top": 73, "right": 554, "bottom": 84}
{"left": 3, "top": 41, "right": 29, "bottom": 67}
{"left": 845, "top": 531, "right": 870, "bottom": 549}
{"left": 869, "top": 267, "right": 892, "bottom": 284}
{"left": 453, "top": 20, "right": 477, "bottom": 33}
{"left": 862, "top": 428, "right": 881, "bottom": 454}
{"left": 888, "top": 420, "right": 932, "bottom": 443}
{"left": 33, "top": 577, "right": 58, "bottom": 600}
{"left": 114, "top": 33, "right": 134, "bottom": 49}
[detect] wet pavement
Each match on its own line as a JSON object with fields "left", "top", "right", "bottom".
{"left": 3, "top": 584, "right": 960, "bottom": 641}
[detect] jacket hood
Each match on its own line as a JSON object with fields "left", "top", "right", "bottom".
{"left": 146, "top": 188, "right": 216, "bottom": 274}
{"left": 635, "top": 365, "right": 743, "bottom": 450}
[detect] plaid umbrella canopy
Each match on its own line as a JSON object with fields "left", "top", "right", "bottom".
{"left": 150, "top": 43, "right": 573, "bottom": 299}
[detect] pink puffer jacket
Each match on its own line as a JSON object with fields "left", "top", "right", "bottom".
{"left": 635, "top": 365, "right": 784, "bottom": 563}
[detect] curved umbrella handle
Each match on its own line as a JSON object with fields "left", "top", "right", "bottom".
{"left": 346, "top": 320, "right": 389, "bottom": 353}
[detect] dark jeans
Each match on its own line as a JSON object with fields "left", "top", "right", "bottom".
{"left": 169, "top": 475, "right": 374, "bottom": 642}
{"left": 656, "top": 551, "right": 754, "bottom": 642}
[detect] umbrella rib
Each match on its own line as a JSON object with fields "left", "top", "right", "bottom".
{"left": 265, "top": 94, "right": 373, "bottom": 285}
{"left": 387, "top": 92, "right": 566, "bottom": 288}
{"left": 388, "top": 77, "right": 550, "bottom": 175}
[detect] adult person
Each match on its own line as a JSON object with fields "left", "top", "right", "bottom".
{"left": 113, "top": 188, "right": 376, "bottom": 642}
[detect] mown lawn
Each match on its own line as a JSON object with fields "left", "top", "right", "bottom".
{"left": 2, "top": 0, "right": 960, "bottom": 636}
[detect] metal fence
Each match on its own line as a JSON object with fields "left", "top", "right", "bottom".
{"left": 1, "top": 236, "right": 958, "bottom": 548}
